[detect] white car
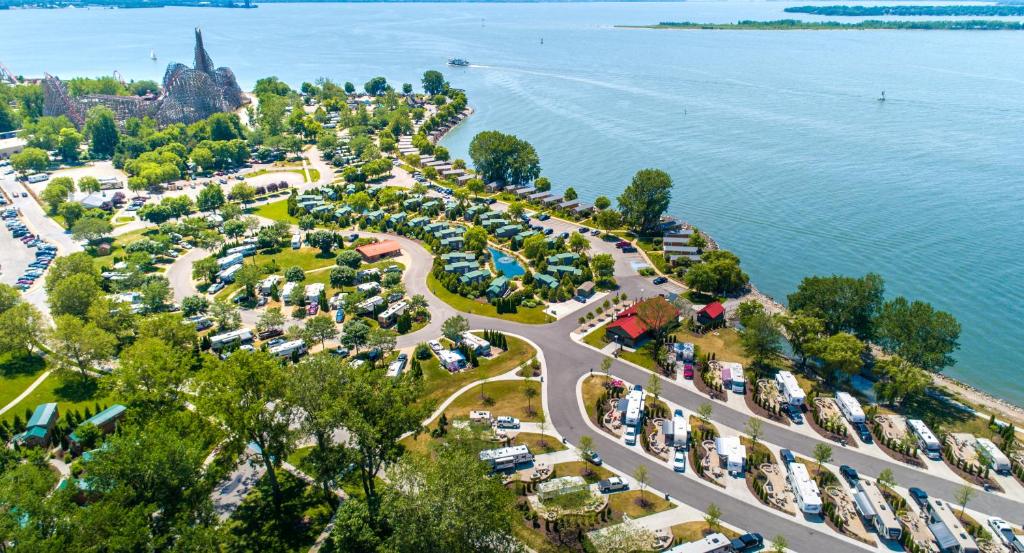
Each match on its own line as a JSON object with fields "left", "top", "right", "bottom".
{"left": 624, "top": 426, "right": 637, "bottom": 446}
{"left": 988, "top": 518, "right": 1024, "bottom": 553}
{"left": 428, "top": 340, "right": 443, "bottom": 353}
{"left": 672, "top": 448, "right": 687, "bottom": 473}
{"left": 495, "top": 416, "right": 520, "bottom": 429}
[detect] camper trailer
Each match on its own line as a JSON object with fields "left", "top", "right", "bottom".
{"left": 665, "top": 409, "right": 690, "bottom": 448}
{"left": 835, "top": 392, "right": 866, "bottom": 424}
{"left": 787, "top": 462, "right": 822, "bottom": 514}
{"left": 974, "top": 438, "right": 1012, "bottom": 474}
{"left": 210, "top": 328, "right": 253, "bottom": 350}
{"left": 478, "top": 445, "right": 533, "bottom": 471}
{"left": 907, "top": 419, "right": 942, "bottom": 460}
{"left": 622, "top": 385, "right": 645, "bottom": 427}
{"left": 775, "top": 371, "right": 806, "bottom": 406}
{"left": 269, "top": 339, "right": 307, "bottom": 359}
{"left": 854, "top": 480, "right": 902, "bottom": 541}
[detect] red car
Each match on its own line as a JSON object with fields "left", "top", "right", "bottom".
{"left": 615, "top": 240, "right": 630, "bottom": 248}
{"left": 307, "top": 304, "right": 319, "bottom": 316}
{"left": 683, "top": 363, "right": 694, "bottom": 379}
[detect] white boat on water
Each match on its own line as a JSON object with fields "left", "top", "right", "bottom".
{"left": 150, "top": 49, "right": 157, "bottom": 61}
{"left": 448, "top": 58, "right": 469, "bottom": 67}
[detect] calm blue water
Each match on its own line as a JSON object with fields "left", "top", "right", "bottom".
{"left": 3, "top": 2, "right": 1023, "bottom": 404}
{"left": 490, "top": 246, "right": 525, "bottom": 277}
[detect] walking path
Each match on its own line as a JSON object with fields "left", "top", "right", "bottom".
{"left": 0, "top": 369, "right": 53, "bottom": 416}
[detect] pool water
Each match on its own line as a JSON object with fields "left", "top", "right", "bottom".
{"left": 489, "top": 247, "right": 524, "bottom": 277}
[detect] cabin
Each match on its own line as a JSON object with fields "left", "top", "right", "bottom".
{"left": 534, "top": 273, "right": 559, "bottom": 289}
{"left": 459, "top": 269, "right": 491, "bottom": 285}
{"left": 547, "top": 264, "right": 582, "bottom": 278}
{"left": 355, "top": 240, "right": 402, "bottom": 262}
{"left": 439, "top": 237, "right": 465, "bottom": 250}
{"left": 605, "top": 297, "right": 680, "bottom": 348}
{"left": 14, "top": 403, "right": 59, "bottom": 448}
{"left": 547, "top": 252, "right": 579, "bottom": 265}
{"left": 695, "top": 302, "right": 725, "bottom": 327}
{"left": 575, "top": 281, "right": 595, "bottom": 301}
{"left": 487, "top": 276, "right": 509, "bottom": 298}
{"left": 444, "top": 261, "right": 479, "bottom": 275}
{"left": 408, "top": 216, "right": 429, "bottom": 228}
{"left": 69, "top": 404, "right": 127, "bottom": 450}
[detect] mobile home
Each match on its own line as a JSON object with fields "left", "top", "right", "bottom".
{"left": 217, "top": 263, "right": 242, "bottom": 283}
{"left": 907, "top": 419, "right": 941, "bottom": 460}
{"left": 787, "top": 462, "right": 822, "bottom": 514}
{"left": 775, "top": 371, "right": 806, "bottom": 406}
{"left": 854, "top": 480, "right": 902, "bottom": 541}
{"left": 835, "top": 392, "right": 866, "bottom": 424}
{"left": 217, "top": 252, "right": 244, "bottom": 270}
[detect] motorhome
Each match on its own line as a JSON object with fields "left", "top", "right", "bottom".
{"left": 664, "top": 533, "right": 732, "bottom": 553}
{"left": 226, "top": 244, "right": 256, "bottom": 257}
{"left": 854, "top": 480, "right": 902, "bottom": 541}
{"left": 269, "top": 339, "right": 307, "bottom": 358}
{"left": 835, "top": 392, "right": 866, "bottom": 424}
{"left": 260, "top": 275, "right": 282, "bottom": 296}
{"left": 217, "top": 263, "right": 242, "bottom": 283}
{"left": 377, "top": 301, "right": 408, "bottom": 327}
{"left": 787, "top": 462, "right": 822, "bottom": 514}
{"left": 290, "top": 234, "right": 301, "bottom": 249}
{"left": 217, "top": 252, "right": 244, "bottom": 270}
{"left": 478, "top": 445, "right": 533, "bottom": 471}
{"left": 907, "top": 419, "right": 941, "bottom": 460}
{"left": 665, "top": 409, "right": 690, "bottom": 448}
{"left": 26, "top": 173, "right": 48, "bottom": 183}
{"left": 974, "top": 438, "right": 1012, "bottom": 474}
{"left": 621, "top": 385, "right": 645, "bottom": 427}
{"left": 775, "top": 371, "right": 806, "bottom": 406}
{"left": 210, "top": 328, "right": 253, "bottom": 350}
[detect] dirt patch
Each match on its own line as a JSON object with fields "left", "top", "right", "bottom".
{"left": 746, "top": 380, "right": 789, "bottom": 426}
{"left": 694, "top": 366, "right": 725, "bottom": 401}
{"left": 940, "top": 436, "right": 1004, "bottom": 492}
{"left": 869, "top": 418, "right": 925, "bottom": 468}
{"left": 809, "top": 397, "right": 857, "bottom": 448}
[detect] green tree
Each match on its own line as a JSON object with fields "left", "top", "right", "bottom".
{"left": 10, "top": 147, "right": 49, "bottom": 175}
{"left": 568, "top": 232, "right": 589, "bottom": 255}
{"left": 745, "top": 417, "right": 764, "bottom": 447}
{"left": 812, "top": 443, "right": 833, "bottom": 479}
{"left": 810, "top": 332, "right": 864, "bottom": 382}
{"left": 874, "top": 356, "right": 931, "bottom": 407}
{"left": 49, "top": 314, "right": 116, "bottom": 378}
{"left": 740, "top": 311, "right": 783, "bottom": 368}
{"left": 342, "top": 320, "right": 371, "bottom": 352}
{"left": 704, "top": 502, "right": 722, "bottom": 531}
{"left": 618, "top": 168, "right": 672, "bottom": 235}
{"left": 181, "top": 295, "right": 209, "bottom": 317}
{"left": 85, "top": 106, "right": 119, "bottom": 158}
{"left": 71, "top": 217, "right": 113, "bottom": 245}
{"left": 364, "top": 76, "right": 389, "bottom": 96}
{"left": 787, "top": 273, "right": 885, "bottom": 340}
{"left": 335, "top": 361, "right": 428, "bottom": 518}
{"left": 337, "top": 249, "right": 363, "bottom": 269}
{"left": 594, "top": 195, "right": 611, "bottom": 210}
{"left": 140, "top": 277, "right": 171, "bottom": 312}
{"left": 256, "top": 307, "right": 286, "bottom": 335}
{"left": 46, "top": 251, "right": 100, "bottom": 293}
{"left": 0, "top": 298, "right": 45, "bottom": 355}
{"left": 875, "top": 296, "right": 960, "bottom": 372}
{"left": 463, "top": 225, "right": 488, "bottom": 252}
{"left": 698, "top": 402, "right": 713, "bottom": 423}
{"left": 49, "top": 272, "right": 102, "bottom": 318}
{"left": 287, "top": 355, "right": 348, "bottom": 497}
{"left": 196, "top": 183, "right": 225, "bottom": 212}
{"left": 877, "top": 468, "right": 896, "bottom": 488}
{"left": 468, "top": 130, "right": 541, "bottom": 186}
{"left": 230, "top": 181, "right": 256, "bottom": 205}
{"left": 954, "top": 484, "right": 974, "bottom": 519}
{"left": 198, "top": 350, "right": 295, "bottom": 510}
{"left": 595, "top": 209, "right": 622, "bottom": 232}
{"left": 770, "top": 535, "right": 788, "bottom": 553}
{"left": 442, "top": 315, "right": 469, "bottom": 343}
{"left": 56, "top": 126, "right": 84, "bottom": 162}
{"left": 58, "top": 201, "right": 85, "bottom": 228}
{"left": 779, "top": 311, "right": 824, "bottom": 369}
{"left": 107, "top": 337, "right": 189, "bottom": 413}
{"left": 421, "top": 70, "right": 447, "bottom": 95}
{"left": 303, "top": 315, "right": 338, "bottom": 349}
{"left": 192, "top": 256, "right": 219, "bottom": 284}
{"left": 41, "top": 176, "right": 75, "bottom": 214}
{"left": 209, "top": 298, "right": 241, "bottom": 331}
{"left": 77, "top": 175, "right": 101, "bottom": 194}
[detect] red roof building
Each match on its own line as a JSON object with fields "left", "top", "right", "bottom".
{"left": 355, "top": 240, "right": 402, "bottom": 262}
{"left": 696, "top": 301, "right": 725, "bottom": 327}
{"left": 605, "top": 297, "right": 680, "bottom": 348}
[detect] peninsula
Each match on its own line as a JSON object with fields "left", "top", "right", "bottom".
{"left": 622, "top": 19, "right": 1024, "bottom": 31}
{"left": 785, "top": 5, "right": 1024, "bottom": 17}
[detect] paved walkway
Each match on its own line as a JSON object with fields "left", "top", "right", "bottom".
{"left": 0, "top": 369, "right": 52, "bottom": 416}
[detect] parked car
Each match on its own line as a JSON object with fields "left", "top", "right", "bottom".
{"left": 267, "top": 337, "right": 287, "bottom": 348}
{"left": 590, "top": 229, "right": 601, "bottom": 236}
{"left": 335, "top": 309, "right": 344, "bottom": 323}
{"left": 908, "top": 487, "right": 928, "bottom": 508}
{"left": 597, "top": 477, "right": 628, "bottom": 493}
{"left": 615, "top": 240, "right": 630, "bottom": 248}
{"left": 258, "top": 328, "right": 283, "bottom": 340}
{"left": 839, "top": 465, "right": 859, "bottom": 486}
{"left": 583, "top": 449, "right": 602, "bottom": 466}
{"left": 672, "top": 448, "right": 687, "bottom": 472}
{"left": 853, "top": 422, "right": 873, "bottom": 443}
{"left": 537, "top": 213, "right": 550, "bottom": 221}
{"left": 307, "top": 304, "right": 319, "bottom": 315}
{"left": 207, "top": 282, "right": 225, "bottom": 294}
{"left": 779, "top": 449, "right": 795, "bottom": 467}
{"left": 558, "top": 231, "right": 570, "bottom": 240}
{"left": 683, "top": 363, "right": 694, "bottom": 379}
{"left": 987, "top": 517, "right": 1024, "bottom": 553}
{"left": 730, "top": 533, "right": 764, "bottom": 552}
{"left": 621, "top": 245, "right": 637, "bottom": 253}
{"left": 783, "top": 403, "right": 804, "bottom": 424}
{"left": 331, "top": 347, "right": 350, "bottom": 357}
{"left": 495, "top": 416, "right": 520, "bottom": 429}
{"left": 429, "top": 340, "right": 443, "bottom": 353}
{"left": 624, "top": 425, "right": 638, "bottom": 446}
{"left": 653, "top": 276, "right": 668, "bottom": 285}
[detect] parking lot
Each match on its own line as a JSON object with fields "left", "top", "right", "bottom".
{"left": 0, "top": 201, "right": 35, "bottom": 287}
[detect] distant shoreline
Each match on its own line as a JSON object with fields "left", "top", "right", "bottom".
{"left": 2, "top": 0, "right": 687, "bottom": 8}
{"left": 621, "top": 19, "right": 1024, "bottom": 31}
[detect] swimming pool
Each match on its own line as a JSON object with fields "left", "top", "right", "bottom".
{"left": 489, "top": 247, "right": 524, "bottom": 277}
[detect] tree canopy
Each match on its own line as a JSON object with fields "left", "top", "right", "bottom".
{"left": 617, "top": 168, "right": 672, "bottom": 235}
{"left": 468, "top": 131, "right": 541, "bottom": 186}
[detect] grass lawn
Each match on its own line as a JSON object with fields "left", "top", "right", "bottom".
{"left": 427, "top": 273, "right": 552, "bottom": 324}
{"left": 251, "top": 199, "right": 297, "bottom": 224}
{"left": 420, "top": 335, "right": 536, "bottom": 409}
{"left": 224, "top": 471, "right": 334, "bottom": 553}
{"left": 287, "top": 445, "right": 313, "bottom": 468}
{"left": 582, "top": 324, "right": 656, "bottom": 370}
{"left": 443, "top": 379, "right": 543, "bottom": 423}
{"left": 90, "top": 228, "right": 155, "bottom": 270}
{"left": 0, "top": 353, "right": 46, "bottom": 410}
{"left": 255, "top": 247, "right": 337, "bottom": 272}
{"left": 552, "top": 461, "right": 614, "bottom": 484}
{"left": 670, "top": 521, "right": 740, "bottom": 542}
{"left": 246, "top": 168, "right": 318, "bottom": 183}
{"left": 607, "top": 490, "right": 675, "bottom": 520}
{"left": 582, "top": 375, "right": 610, "bottom": 423}
{"left": 513, "top": 432, "right": 566, "bottom": 454}
{"left": 636, "top": 237, "right": 671, "bottom": 274}
{"left": 1, "top": 371, "right": 110, "bottom": 425}
{"left": 673, "top": 328, "right": 750, "bottom": 365}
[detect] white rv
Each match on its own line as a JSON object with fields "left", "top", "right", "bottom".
{"left": 854, "top": 480, "right": 902, "bottom": 541}
{"left": 974, "top": 438, "right": 1011, "bottom": 473}
{"left": 622, "top": 386, "right": 645, "bottom": 427}
{"left": 210, "top": 328, "right": 253, "bottom": 350}
{"left": 775, "top": 371, "right": 806, "bottom": 406}
{"left": 269, "top": 339, "right": 307, "bottom": 358}
{"left": 217, "top": 252, "right": 244, "bottom": 270}
{"left": 835, "top": 392, "right": 866, "bottom": 424}
{"left": 290, "top": 234, "right": 301, "bottom": 249}
{"left": 907, "top": 419, "right": 941, "bottom": 460}
{"left": 787, "top": 462, "right": 822, "bottom": 514}
{"left": 478, "top": 445, "right": 533, "bottom": 471}
{"left": 217, "top": 263, "right": 242, "bottom": 283}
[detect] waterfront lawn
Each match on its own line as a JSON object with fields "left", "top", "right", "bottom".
{"left": 223, "top": 471, "right": 334, "bottom": 553}
{"left": 607, "top": 490, "right": 675, "bottom": 520}
{"left": 672, "top": 328, "right": 750, "bottom": 365}
{"left": 442, "top": 379, "right": 543, "bottom": 423}
{"left": 427, "top": 273, "right": 551, "bottom": 324}
{"left": 420, "top": 335, "right": 537, "bottom": 409}
{"left": 581, "top": 324, "right": 657, "bottom": 370}
{"left": 252, "top": 199, "right": 298, "bottom": 224}
{"left": 636, "top": 237, "right": 671, "bottom": 274}
{"left": 552, "top": 461, "right": 613, "bottom": 484}
{"left": 0, "top": 353, "right": 46, "bottom": 410}
{"left": 2, "top": 372, "right": 109, "bottom": 426}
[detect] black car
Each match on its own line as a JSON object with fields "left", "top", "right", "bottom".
{"left": 839, "top": 465, "right": 859, "bottom": 486}
{"left": 779, "top": 449, "right": 795, "bottom": 467}
{"left": 908, "top": 487, "right": 928, "bottom": 508}
{"left": 653, "top": 276, "right": 668, "bottom": 285}
{"left": 783, "top": 403, "right": 804, "bottom": 424}
{"left": 854, "top": 422, "right": 873, "bottom": 443}
{"left": 730, "top": 533, "right": 764, "bottom": 552}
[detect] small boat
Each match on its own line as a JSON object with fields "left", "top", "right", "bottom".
{"left": 150, "top": 49, "right": 157, "bottom": 61}
{"left": 448, "top": 58, "right": 470, "bottom": 67}
{"left": 877, "top": 90, "right": 886, "bottom": 102}
{"left": 540, "top": 37, "right": 544, "bottom": 45}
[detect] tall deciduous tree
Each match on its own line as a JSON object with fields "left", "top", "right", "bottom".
{"left": 873, "top": 356, "right": 931, "bottom": 407}
{"left": 874, "top": 296, "right": 960, "bottom": 372}
{"left": 809, "top": 332, "right": 864, "bottom": 382}
{"left": 287, "top": 355, "right": 348, "bottom": 497}
{"left": 740, "top": 311, "right": 783, "bottom": 369}
{"left": 49, "top": 314, "right": 116, "bottom": 378}
{"left": 779, "top": 311, "right": 824, "bottom": 370}
{"left": 468, "top": 130, "right": 541, "bottom": 186}
{"left": 198, "top": 350, "right": 295, "bottom": 510}
{"left": 617, "top": 168, "right": 672, "bottom": 235}
{"left": 85, "top": 106, "right": 119, "bottom": 158}
{"left": 442, "top": 315, "right": 470, "bottom": 343}
{"left": 108, "top": 337, "right": 189, "bottom": 414}
{"left": 787, "top": 273, "right": 885, "bottom": 340}
{"left": 421, "top": 70, "right": 447, "bottom": 95}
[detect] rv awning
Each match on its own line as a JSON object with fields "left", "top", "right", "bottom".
{"left": 928, "top": 522, "right": 958, "bottom": 552}
{"left": 853, "top": 491, "right": 877, "bottom": 518}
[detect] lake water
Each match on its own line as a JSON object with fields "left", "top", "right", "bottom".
{"left": 3, "top": 2, "right": 1023, "bottom": 404}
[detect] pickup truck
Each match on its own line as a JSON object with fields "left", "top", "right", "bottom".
{"left": 730, "top": 533, "right": 763, "bottom": 552}
{"left": 597, "top": 477, "right": 628, "bottom": 493}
